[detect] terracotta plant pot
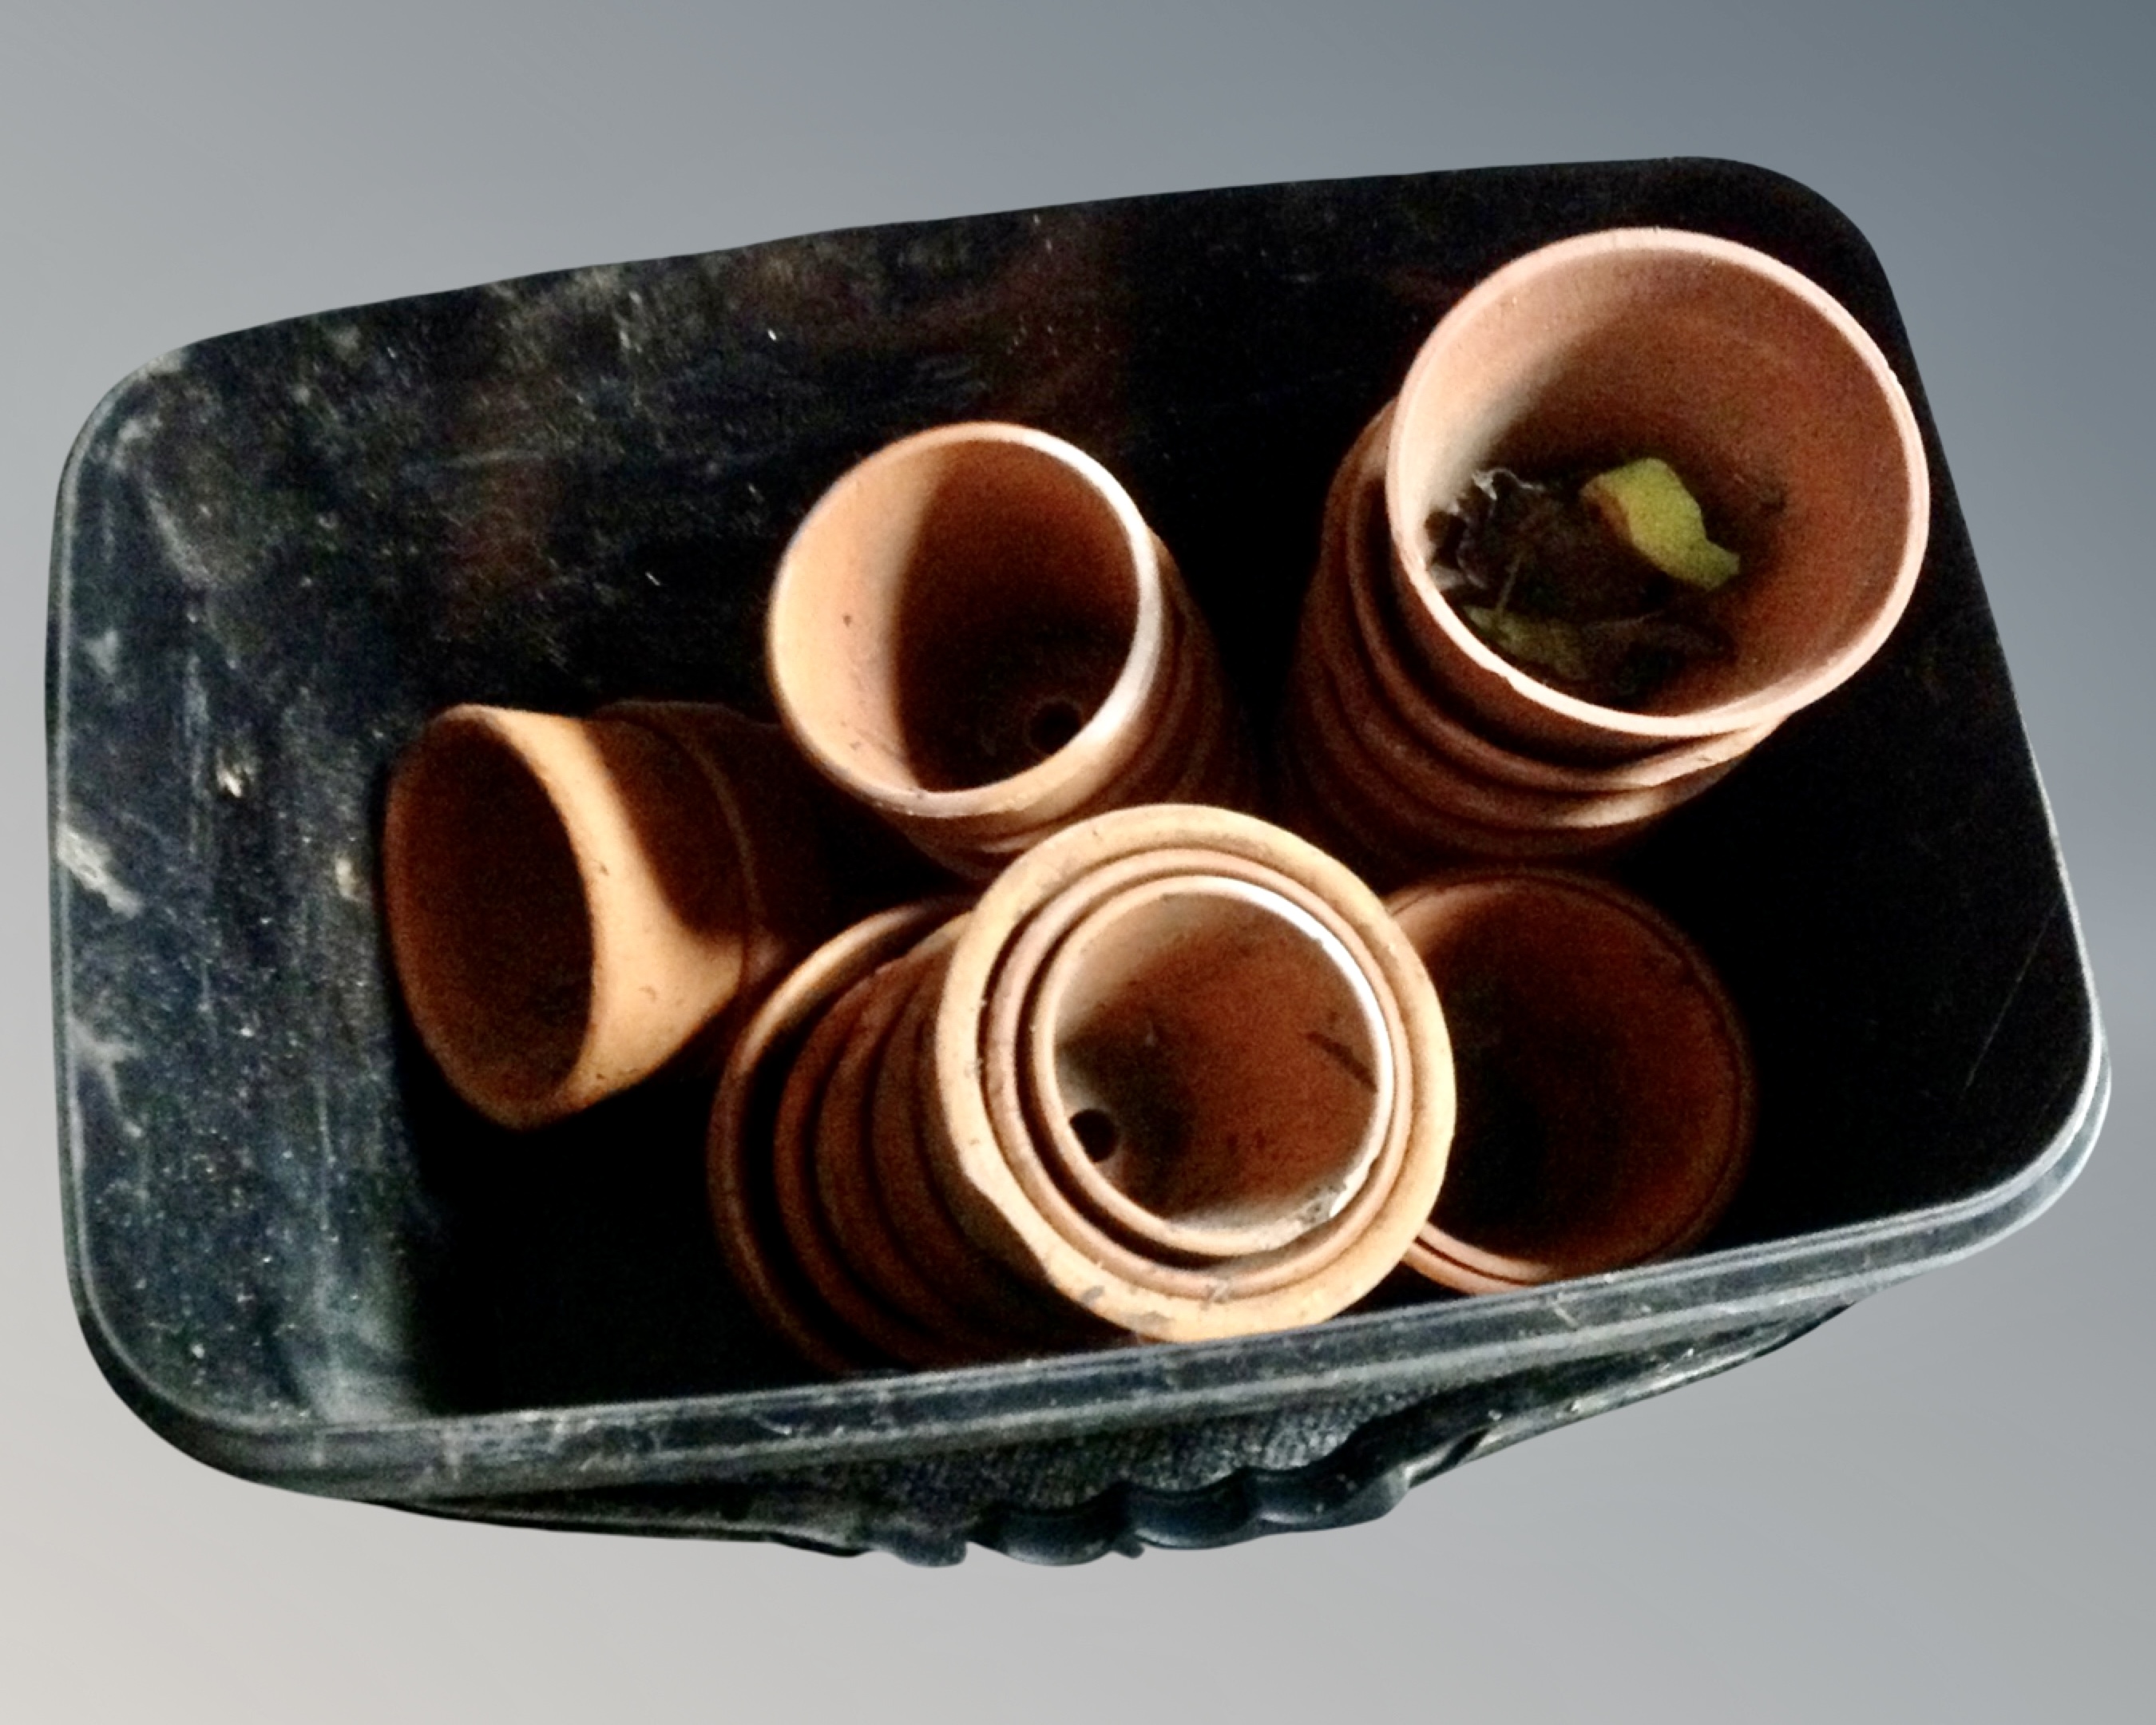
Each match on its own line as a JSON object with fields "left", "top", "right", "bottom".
{"left": 866, "top": 934, "right": 1125, "bottom": 1350}
{"left": 924, "top": 804, "right": 1456, "bottom": 1342}
{"left": 1340, "top": 413, "right": 1779, "bottom": 796}
{"left": 765, "top": 422, "right": 1250, "bottom": 878}
{"left": 709, "top": 897, "right": 1121, "bottom": 1371}
{"left": 974, "top": 842, "right": 1413, "bottom": 1295}
{"left": 1382, "top": 228, "right": 1930, "bottom": 759}
{"left": 382, "top": 701, "right": 836, "bottom": 1129}
{"left": 1386, "top": 869, "right": 1754, "bottom": 1291}
{"left": 1278, "top": 408, "right": 1762, "bottom": 884}
{"left": 1024, "top": 874, "right": 1397, "bottom": 1260}
{"left": 705, "top": 812, "right": 1473, "bottom": 1368}
{"left": 707, "top": 898, "right": 969, "bottom": 1374}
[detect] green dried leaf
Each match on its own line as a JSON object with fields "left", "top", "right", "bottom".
{"left": 1579, "top": 458, "right": 1741, "bottom": 591}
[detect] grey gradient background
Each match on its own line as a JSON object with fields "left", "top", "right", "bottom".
{"left": 5, "top": 2, "right": 2150, "bottom": 1719}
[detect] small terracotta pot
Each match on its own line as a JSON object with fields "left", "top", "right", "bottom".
{"left": 1383, "top": 229, "right": 1930, "bottom": 759}
{"left": 1387, "top": 869, "right": 1754, "bottom": 1291}
{"left": 809, "top": 925, "right": 1036, "bottom": 1361}
{"left": 766, "top": 422, "right": 1246, "bottom": 877}
{"left": 598, "top": 700, "right": 839, "bottom": 1054}
{"left": 924, "top": 805, "right": 1456, "bottom": 1342}
{"left": 1022, "top": 873, "right": 1397, "bottom": 1259}
{"left": 975, "top": 843, "right": 1410, "bottom": 1293}
{"left": 1337, "top": 411, "right": 1778, "bottom": 795}
{"left": 707, "top": 898, "right": 966, "bottom": 1374}
{"left": 1279, "top": 414, "right": 1762, "bottom": 882}
{"left": 867, "top": 942, "right": 1123, "bottom": 1350}
{"left": 384, "top": 702, "right": 829, "bottom": 1128}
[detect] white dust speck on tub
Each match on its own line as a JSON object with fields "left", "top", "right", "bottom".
{"left": 56, "top": 824, "right": 144, "bottom": 917}
{"left": 332, "top": 854, "right": 369, "bottom": 905}
{"left": 67, "top": 1016, "right": 139, "bottom": 1110}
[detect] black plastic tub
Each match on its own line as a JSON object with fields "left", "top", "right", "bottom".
{"left": 46, "top": 159, "right": 2105, "bottom": 1564}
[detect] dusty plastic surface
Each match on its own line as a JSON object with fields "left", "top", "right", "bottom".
{"left": 46, "top": 158, "right": 2104, "bottom": 1564}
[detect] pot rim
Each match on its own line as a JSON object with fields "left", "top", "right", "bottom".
{"left": 767, "top": 421, "right": 1172, "bottom": 825}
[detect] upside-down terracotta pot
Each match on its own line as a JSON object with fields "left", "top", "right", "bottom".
{"left": 924, "top": 804, "right": 1456, "bottom": 1342}
{"left": 765, "top": 422, "right": 1249, "bottom": 878}
{"left": 1386, "top": 869, "right": 1754, "bottom": 1291}
{"left": 382, "top": 701, "right": 836, "bottom": 1129}
{"left": 1382, "top": 228, "right": 1930, "bottom": 760}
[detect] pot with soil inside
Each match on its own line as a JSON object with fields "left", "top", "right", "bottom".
{"left": 1383, "top": 228, "right": 1929, "bottom": 761}
{"left": 1281, "top": 406, "right": 1774, "bottom": 883}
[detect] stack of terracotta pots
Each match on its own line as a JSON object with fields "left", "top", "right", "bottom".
{"left": 1280, "top": 229, "right": 1930, "bottom": 886}
{"left": 382, "top": 700, "right": 838, "bottom": 1128}
{"left": 766, "top": 423, "right": 1254, "bottom": 881}
{"left": 707, "top": 806, "right": 1457, "bottom": 1370}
